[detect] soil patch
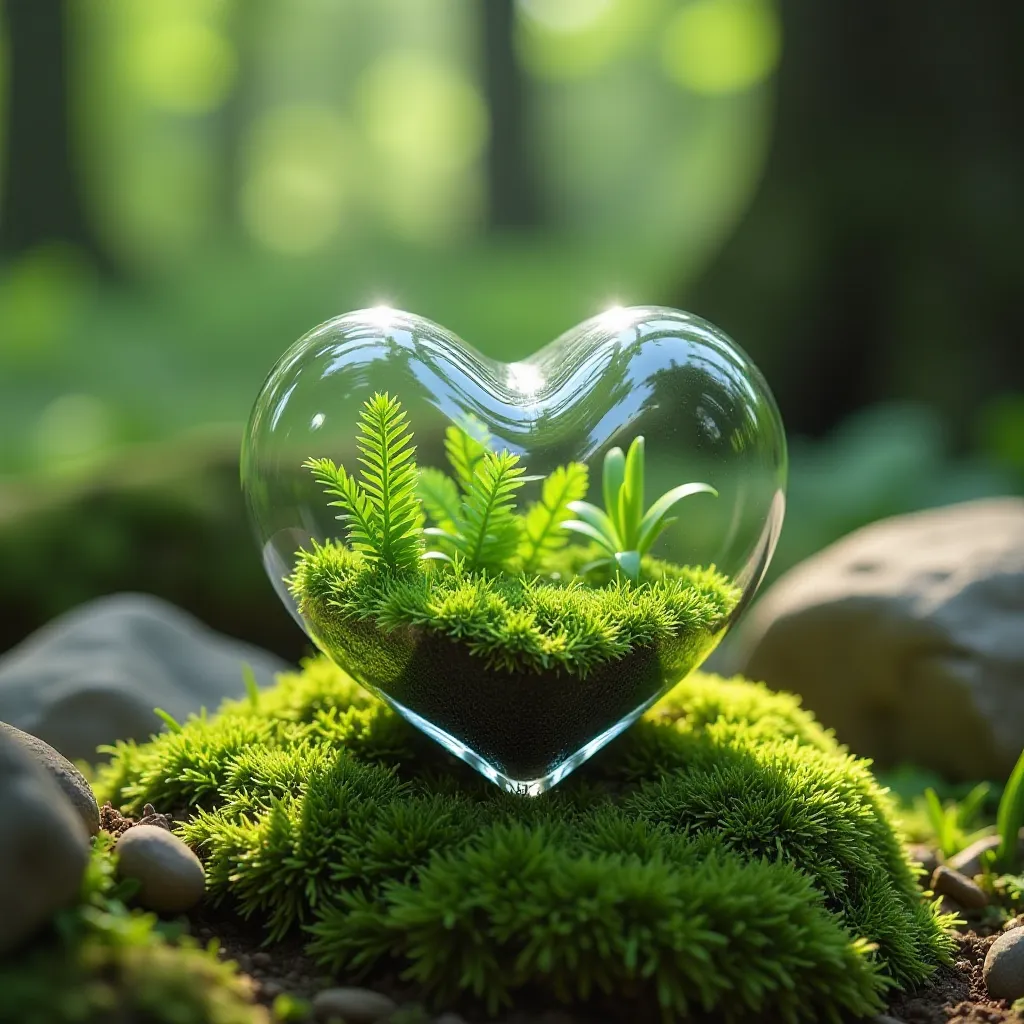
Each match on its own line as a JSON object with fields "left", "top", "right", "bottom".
{"left": 888, "top": 931, "right": 1021, "bottom": 1024}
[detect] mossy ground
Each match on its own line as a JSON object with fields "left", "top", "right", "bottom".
{"left": 0, "top": 835, "right": 268, "bottom": 1024}
{"left": 94, "top": 656, "right": 954, "bottom": 1022}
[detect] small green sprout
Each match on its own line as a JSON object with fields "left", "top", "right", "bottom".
{"left": 562, "top": 435, "right": 717, "bottom": 582}
{"left": 922, "top": 783, "right": 992, "bottom": 860}
{"left": 995, "top": 747, "right": 1024, "bottom": 872}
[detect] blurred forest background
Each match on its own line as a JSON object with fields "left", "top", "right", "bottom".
{"left": 0, "top": 0, "right": 1022, "bottom": 660}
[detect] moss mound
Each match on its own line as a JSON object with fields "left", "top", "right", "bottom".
{"left": 0, "top": 836, "right": 267, "bottom": 1024}
{"left": 95, "top": 658, "right": 953, "bottom": 1021}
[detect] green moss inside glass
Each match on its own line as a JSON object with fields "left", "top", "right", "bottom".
{"left": 288, "top": 392, "right": 740, "bottom": 793}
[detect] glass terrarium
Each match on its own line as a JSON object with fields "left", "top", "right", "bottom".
{"left": 241, "top": 306, "right": 786, "bottom": 794}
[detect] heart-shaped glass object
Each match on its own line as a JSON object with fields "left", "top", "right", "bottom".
{"left": 242, "top": 306, "right": 786, "bottom": 794}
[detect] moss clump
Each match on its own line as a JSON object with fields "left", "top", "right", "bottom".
{"left": 0, "top": 836, "right": 266, "bottom": 1024}
{"left": 293, "top": 541, "right": 737, "bottom": 680}
{"left": 95, "top": 657, "right": 954, "bottom": 1022}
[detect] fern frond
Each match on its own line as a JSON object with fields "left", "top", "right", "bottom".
{"left": 355, "top": 393, "right": 423, "bottom": 572}
{"left": 458, "top": 450, "right": 525, "bottom": 573}
{"left": 303, "top": 457, "right": 381, "bottom": 560}
{"left": 444, "top": 422, "right": 488, "bottom": 493}
{"left": 417, "top": 467, "right": 462, "bottom": 532}
{"left": 519, "top": 462, "right": 589, "bottom": 574}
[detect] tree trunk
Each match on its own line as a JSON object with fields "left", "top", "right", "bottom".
{"left": 679, "top": 0, "right": 1024, "bottom": 439}
{"left": 0, "top": 0, "right": 113, "bottom": 270}
{"left": 481, "top": 0, "right": 542, "bottom": 230}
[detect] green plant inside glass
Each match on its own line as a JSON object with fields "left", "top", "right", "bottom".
{"left": 289, "top": 392, "right": 739, "bottom": 794}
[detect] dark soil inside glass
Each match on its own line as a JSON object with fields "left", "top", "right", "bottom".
{"left": 302, "top": 607, "right": 723, "bottom": 784}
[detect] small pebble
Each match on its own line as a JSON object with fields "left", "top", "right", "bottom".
{"left": 930, "top": 865, "right": 988, "bottom": 910}
{"left": 433, "top": 1014, "right": 469, "bottom": 1024}
{"left": 252, "top": 951, "right": 273, "bottom": 968}
{"left": 261, "top": 981, "right": 283, "bottom": 1000}
{"left": 870, "top": 1016, "right": 906, "bottom": 1024}
{"left": 312, "top": 987, "right": 398, "bottom": 1023}
{"left": 115, "top": 823, "right": 206, "bottom": 913}
{"left": 0, "top": 729, "right": 90, "bottom": 955}
{"left": 235, "top": 953, "right": 253, "bottom": 973}
{"left": 985, "top": 927, "right": 1024, "bottom": 1001}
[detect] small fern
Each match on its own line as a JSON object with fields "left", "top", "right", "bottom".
{"left": 305, "top": 392, "right": 422, "bottom": 573}
{"left": 304, "top": 457, "right": 381, "bottom": 561}
{"left": 519, "top": 462, "right": 589, "bottom": 574}
{"left": 443, "top": 421, "right": 488, "bottom": 492}
{"left": 424, "top": 449, "right": 526, "bottom": 573}
{"left": 416, "top": 467, "right": 461, "bottom": 533}
{"left": 356, "top": 394, "right": 423, "bottom": 569}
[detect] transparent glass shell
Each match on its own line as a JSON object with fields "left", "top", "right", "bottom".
{"left": 241, "top": 306, "right": 787, "bottom": 793}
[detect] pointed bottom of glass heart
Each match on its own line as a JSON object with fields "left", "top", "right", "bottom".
{"left": 387, "top": 692, "right": 653, "bottom": 796}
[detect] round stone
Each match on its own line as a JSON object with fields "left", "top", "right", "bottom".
{"left": 984, "top": 927, "right": 1024, "bottom": 1001}
{"left": 115, "top": 823, "right": 205, "bottom": 913}
{"left": 311, "top": 986, "right": 398, "bottom": 1023}
{"left": 0, "top": 720, "right": 99, "bottom": 836}
{"left": 0, "top": 730, "right": 89, "bottom": 954}
{"left": 930, "top": 865, "right": 988, "bottom": 910}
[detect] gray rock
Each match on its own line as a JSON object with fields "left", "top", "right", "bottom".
{"left": 311, "top": 987, "right": 398, "bottom": 1023}
{"left": 0, "top": 728, "right": 89, "bottom": 954}
{"left": 0, "top": 593, "right": 289, "bottom": 762}
{"left": 731, "top": 498, "right": 1024, "bottom": 779}
{"left": 115, "top": 824, "right": 205, "bottom": 913}
{"left": 0, "top": 721, "right": 99, "bottom": 835}
{"left": 985, "top": 927, "right": 1024, "bottom": 1001}
{"left": 930, "top": 865, "right": 988, "bottom": 910}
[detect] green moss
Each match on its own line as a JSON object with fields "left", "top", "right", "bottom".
{"left": 95, "top": 657, "right": 954, "bottom": 1021}
{"left": 0, "top": 836, "right": 266, "bottom": 1024}
{"left": 292, "top": 541, "right": 738, "bottom": 679}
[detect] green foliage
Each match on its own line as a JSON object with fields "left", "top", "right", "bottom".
{"left": 996, "top": 747, "right": 1024, "bottom": 872}
{"left": 922, "top": 783, "right": 993, "bottom": 859}
{"left": 305, "top": 392, "right": 423, "bottom": 572}
{"left": 421, "top": 420, "right": 587, "bottom": 576}
{"left": 416, "top": 466, "right": 461, "bottom": 533}
{"left": 424, "top": 448, "right": 526, "bottom": 572}
{"left": 564, "top": 436, "right": 717, "bottom": 582}
{"left": 290, "top": 539, "right": 738, "bottom": 677}
{"left": 0, "top": 836, "right": 266, "bottom": 1024}
{"left": 94, "top": 656, "right": 955, "bottom": 1021}
{"left": 518, "top": 462, "right": 589, "bottom": 574}
{"left": 311, "top": 824, "right": 887, "bottom": 1020}
{"left": 301, "top": 398, "right": 728, "bottom": 677}
{"left": 442, "top": 421, "right": 488, "bottom": 493}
